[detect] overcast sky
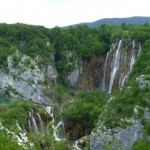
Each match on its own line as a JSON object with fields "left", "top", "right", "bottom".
{"left": 0, "top": 0, "right": 149, "bottom": 28}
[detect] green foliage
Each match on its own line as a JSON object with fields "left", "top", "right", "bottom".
{"left": 0, "top": 100, "right": 36, "bottom": 127}
{"left": 0, "top": 130, "right": 23, "bottom": 150}
{"left": 104, "top": 140, "right": 124, "bottom": 150}
{"left": 63, "top": 90, "right": 107, "bottom": 131}
{"left": 132, "top": 25, "right": 150, "bottom": 43}
{"left": 54, "top": 84, "right": 75, "bottom": 104}
{"left": 142, "top": 119, "right": 150, "bottom": 135}
{"left": 0, "top": 23, "right": 53, "bottom": 69}
{"left": 24, "top": 58, "right": 31, "bottom": 67}
{"left": 132, "top": 140, "right": 150, "bottom": 150}
{"left": 55, "top": 85, "right": 66, "bottom": 98}
{"left": 110, "top": 28, "right": 124, "bottom": 42}
{"left": 54, "top": 141, "right": 67, "bottom": 150}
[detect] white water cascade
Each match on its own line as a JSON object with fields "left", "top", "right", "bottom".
{"left": 0, "top": 121, "right": 34, "bottom": 149}
{"left": 45, "top": 106, "right": 65, "bottom": 141}
{"left": 108, "top": 39, "right": 122, "bottom": 94}
{"left": 121, "top": 41, "right": 136, "bottom": 87}
{"left": 73, "top": 140, "right": 82, "bottom": 150}
{"left": 37, "top": 113, "right": 45, "bottom": 136}
{"left": 28, "top": 120, "right": 32, "bottom": 132}
{"left": 102, "top": 49, "right": 112, "bottom": 91}
{"left": 54, "top": 120, "right": 65, "bottom": 141}
{"left": 31, "top": 117, "right": 38, "bottom": 133}
{"left": 29, "top": 110, "right": 38, "bottom": 133}
{"left": 46, "top": 106, "right": 54, "bottom": 120}
{"left": 130, "top": 41, "right": 136, "bottom": 70}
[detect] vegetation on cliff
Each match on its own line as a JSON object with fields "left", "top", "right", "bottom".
{"left": 0, "top": 22, "right": 150, "bottom": 149}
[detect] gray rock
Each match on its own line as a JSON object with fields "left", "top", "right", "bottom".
{"left": 0, "top": 51, "right": 56, "bottom": 105}
{"left": 90, "top": 120, "right": 144, "bottom": 150}
{"left": 136, "top": 75, "right": 150, "bottom": 90}
{"left": 67, "top": 68, "right": 80, "bottom": 87}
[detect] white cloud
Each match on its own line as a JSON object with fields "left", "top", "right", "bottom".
{"left": 0, "top": 0, "right": 149, "bottom": 28}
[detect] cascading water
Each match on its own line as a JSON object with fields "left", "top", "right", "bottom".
{"left": 45, "top": 106, "right": 55, "bottom": 137}
{"left": 54, "top": 120, "right": 65, "bottom": 141}
{"left": 73, "top": 140, "right": 82, "bottom": 150}
{"left": 46, "top": 106, "right": 54, "bottom": 120}
{"left": 138, "top": 43, "right": 142, "bottom": 56}
{"left": 102, "top": 49, "right": 112, "bottom": 91}
{"left": 45, "top": 106, "right": 65, "bottom": 141}
{"left": 37, "top": 113, "right": 45, "bottom": 136}
{"left": 130, "top": 41, "right": 136, "bottom": 70}
{"left": 121, "top": 41, "right": 136, "bottom": 87}
{"left": 31, "top": 117, "right": 38, "bottom": 133}
{"left": 108, "top": 39, "right": 122, "bottom": 94}
{"left": 28, "top": 120, "right": 32, "bottom": 132}
{"left": 29, "top": 110, "right": 38, "bottom": 133}
{"left": 29, "top": 111, "right": 32, "bottom": 117}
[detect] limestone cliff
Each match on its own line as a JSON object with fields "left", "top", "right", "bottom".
{"left": 0, "top": 50, "right": 57, "bottom": 105}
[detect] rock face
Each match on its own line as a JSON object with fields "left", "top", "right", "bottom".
{"left": 65, "top": 121, "right": 89, "bottom": 140}
{"left": 90, "top": 119, "right": 144, "bottom": 150}
{"left": 136, "top": 75, "right": 150, "bottom": 90}
{"left": 0, "top": 50, "right": 57, "bottom": 105}
{"left": 67, "top": 68, "right": 80, "bottom": 87}
{"left": 66, "top": 39, "right": 141, "bottom": 93}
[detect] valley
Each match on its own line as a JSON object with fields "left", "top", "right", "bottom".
{"left": 0, "top": 22, "right": 150, "bottom": 150}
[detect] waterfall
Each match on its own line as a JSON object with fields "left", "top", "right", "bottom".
{"left": 16, "top": 120, "right": 22, "bottom": 131}
{"left": 45, "top": 106, "right": 55, "bottom": 137}
{"left": 121, "top": 74, "right": 128, "bottom": 87}
{"left": 130, "top": 41, "right": 136, "bottom": 70}
{"left": 102, "top": 49, "right": 112, "bottom": 91}
{"left": 138, "top": 43, "right": 142, "bottom": 56}
{"left": 73, "top": 140, "right": 82, "bottom": 150}
{"left": 28, "top": 120, "right": 32, "bottom": 132}
{"left": 29, "top": 110, "right": 38, "bottom": 133}
{"left": 121, "top": 41, "right": 136, "bottom": 87}
{"left": 45, "top": 106, "right": 65, "bottom": 141}
{"left": 108, "top": 39, "right": 122, "bottom": 94}
{"left": 29, "top": 111, "right": 32, "bottom": 117}
{"left": 37, "top": 113, "right": 45, "bottom": 136}
{"left": 45, "top": 106, "right": 54, "bottom": 120}
{"left": 31, "top": 117, "right": 38, "bottom": 132}
{"left": 54, "top": 120, "right": 65, "bottom": 141}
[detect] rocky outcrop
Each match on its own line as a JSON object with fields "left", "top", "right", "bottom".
{"left": 0, "top": 50, "right": 57, "bottom": 105}
{"left": 136, "top": 75, "right": 150, "bottom": 90}
{"left": 90, "top": 93, "right": 150, "bottom": 150}
{"left": 90, "top": 119, "right": 144, "bottom": 150}
{"left": 67, "top": 68, "right": 80, "bottom": 87}
{"left": 67, "top": 55, "right": 104, "bottom": 89}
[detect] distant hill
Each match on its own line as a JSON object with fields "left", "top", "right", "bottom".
{"left": 64, "top": 16, "right": 150, "bottom": 28}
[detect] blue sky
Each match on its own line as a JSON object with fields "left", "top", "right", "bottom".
{"left": 0, "top": 0, "right": 149, "bottom": 28}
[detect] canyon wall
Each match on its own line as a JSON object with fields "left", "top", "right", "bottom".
{"left": 67, "top": 39, "right": 141, "bottom": 93}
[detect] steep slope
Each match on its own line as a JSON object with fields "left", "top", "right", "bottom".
{"left": 0, "top": 23, "right": 57, "bottom": 104}
{"left": 90, "top": 40, "right": 150, "bottom": 150}
{"left": 66, "top": 38, "right": 141, "bottom": 93}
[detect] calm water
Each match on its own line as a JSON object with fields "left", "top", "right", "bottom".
{"left": 0, "top": 98, "right": 11, "bottom": 104}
